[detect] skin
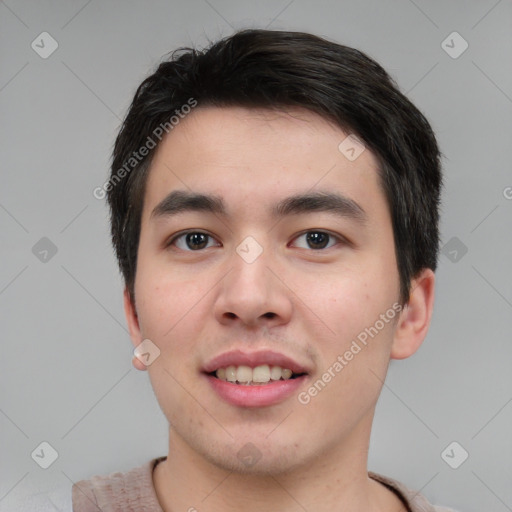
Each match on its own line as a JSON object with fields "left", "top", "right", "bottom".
{"left": 124, "top": 106, "right": 435, "bottom": 511}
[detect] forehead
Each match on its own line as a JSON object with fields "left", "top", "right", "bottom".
{"left": 142, "top": 106, "right": 386, "bottom": 222}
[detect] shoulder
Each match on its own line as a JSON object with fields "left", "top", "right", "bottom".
{"left": 369, "top": 471, "right": 460, "bottom": 512}
{"left": 72, "top": 456, "right": 166, "bottom": 512}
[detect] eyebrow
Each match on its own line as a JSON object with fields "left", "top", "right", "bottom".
{"left": 150, "top": 189, "right": 367, "bottom": 224}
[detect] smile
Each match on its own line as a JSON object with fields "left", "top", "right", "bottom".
{"left": 202, "top": 349, "right": 311, "bottom": 407}
{"left": 212, "top": 364, "right": 304, "bottom": 385}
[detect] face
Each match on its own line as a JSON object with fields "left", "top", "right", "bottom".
{"left": 127, "top": 106, "right": 407, "bottom": 474}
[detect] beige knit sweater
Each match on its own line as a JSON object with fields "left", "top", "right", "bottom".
{"left": 72, "top": 457, "right": 457, "bottom": 512}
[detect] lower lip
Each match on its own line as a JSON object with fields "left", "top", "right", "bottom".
{"left": 205, "top": 374, "right": 308, "bottom": 408}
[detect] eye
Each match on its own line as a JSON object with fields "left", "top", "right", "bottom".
{"left": 167, "top": 230, "right": 343, "bottom": 252}
{"left": 292, "top": 230, "right": 340, "bottom": 250}
{"left": 168, "top": 231, "right": 220, "bottom": 251}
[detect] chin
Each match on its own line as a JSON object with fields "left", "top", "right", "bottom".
{"left": 210, "top": 452, "right": 304, "bottom": 476}
{"left": 196, "top": 437, "right": 309, "bottom": 476}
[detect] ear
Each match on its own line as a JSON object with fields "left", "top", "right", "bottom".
{"left": 124, "top": 287, "right": 146, "bottom": 370}
{"left": 391, "top": 268, "right": 435, "bottom": 360}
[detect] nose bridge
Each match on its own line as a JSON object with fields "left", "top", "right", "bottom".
{"left": 215, "top": 234, "right": 291, "bottom": 325}
{"left": 229, "top": 234, "right": 272, "bottom": 296}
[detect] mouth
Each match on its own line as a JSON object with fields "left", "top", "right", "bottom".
{"left": 202, "top": 350, "right": 311, "bottom": 407}
{"left": 207, "top": 364, "right": 307, "bottom": 385}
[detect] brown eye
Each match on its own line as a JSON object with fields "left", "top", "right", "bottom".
{"left": 185, "top": 232, "right": 209, "bottom": 250}
{"left": 169, "top": 231, "right": 219, "bottom": 251}
{"left": 305, "top": 232, "right": 330, "bottom": 249}
{"left": 293, "top": 231, "right": 339, "bottom": 250}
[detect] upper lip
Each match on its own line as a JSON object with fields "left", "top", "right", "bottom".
{"left": 202, "top": 349, "right": 311, "bottom": 375}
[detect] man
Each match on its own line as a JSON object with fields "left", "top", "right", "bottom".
{"left": 74, "top": 29, "right": 457, "bottom": 511}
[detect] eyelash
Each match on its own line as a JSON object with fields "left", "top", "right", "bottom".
{"left": 166, "top": 230, "right": 345, "bottom": 252}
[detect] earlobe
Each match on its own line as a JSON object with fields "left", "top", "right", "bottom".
{"left": 391, "top": 269, "right": 435, "bottom": 360}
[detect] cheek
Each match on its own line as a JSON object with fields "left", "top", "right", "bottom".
{"left": 297, "top": 283, "right": 397, "bottom": 429}
{"left": 135, "top": 283, "right": 205, "bottom": 377}
{"left": 301, "top": 270, "right": 390, "bottom": 336}
{"left": 135, "top": 250, "right": 200, "bottom": 338}
{"left": 136, "top": 274, "right": 209, "bottom": 418}
{"left": 301, "top": 267, "right": 399, "bottom": 388}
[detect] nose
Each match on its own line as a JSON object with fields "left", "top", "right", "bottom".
{"left": 213, "top": 241, "right": 293, "bottom": 329}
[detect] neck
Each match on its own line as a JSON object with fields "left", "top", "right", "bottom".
{"left": 153, "top": 411, "right": 405, "bottom": 512}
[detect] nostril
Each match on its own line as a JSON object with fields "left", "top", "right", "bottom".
{"left": 263, "top": 312, "right": 276, "bottom": 319}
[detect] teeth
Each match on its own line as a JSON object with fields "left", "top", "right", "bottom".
{"left": 236, "top": 365, "right": 252, "bottom": 383}
{"left": 215, "top": 364, "right": 296, "bottom": 384}
{"left": 270, "top": 366, "right": 282, "bottom": 380}
{"left": 225, "top": 365, "right": 237, "bottom": 382}
{"left": 281, "top": 368, "right": 293, "bottom": 379}
{"left": 252, "top": 365, "right": 270, "bottom": 383}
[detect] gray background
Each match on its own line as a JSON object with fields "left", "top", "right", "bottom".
{"left": 1, "top": 1, "right": 511, "bottom": 511}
